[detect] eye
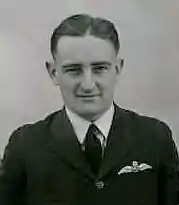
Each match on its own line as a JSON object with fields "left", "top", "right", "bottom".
{"left": 92, "top": 65, "right": 109, "bottom": 73}
{"left": 65, "top": 67, "right": 82, "bottom": 75}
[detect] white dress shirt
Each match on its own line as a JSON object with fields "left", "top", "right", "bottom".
{"left": 65, "top": 104, "right": 114, "bottom": 151}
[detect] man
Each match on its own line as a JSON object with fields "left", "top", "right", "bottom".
{"left": 0, "top": 14, "right": 178, "bottom": 205}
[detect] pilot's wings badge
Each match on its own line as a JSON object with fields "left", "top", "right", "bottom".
{"left": 118, "top": 161, "right": 152, "bottom": 175}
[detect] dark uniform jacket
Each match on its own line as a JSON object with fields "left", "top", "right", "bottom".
{"left": 0, "top": 103, "right": 178, "bottom": 205}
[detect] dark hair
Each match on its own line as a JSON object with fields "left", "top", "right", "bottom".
{"left": 50, "top": 14, "right": 120, "bottom": 58}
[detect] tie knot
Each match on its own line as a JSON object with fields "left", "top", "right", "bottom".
{"left": 88, "top": 123, "right": 98, "bottom": 132}
{"left": 87, "top": 124, "right": 105, "bottom": 143}
{"left": 86, "top": 124, "right": 101, "bottom": 138}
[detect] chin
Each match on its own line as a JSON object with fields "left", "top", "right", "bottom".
{"left": 75, "top": 107, "right": 105, "bottom": 120}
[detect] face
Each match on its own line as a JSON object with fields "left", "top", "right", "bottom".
{"left": 49, "top": 35, "right": 122, "bottom": 121}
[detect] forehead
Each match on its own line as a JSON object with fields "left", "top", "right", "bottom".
{"left": 55, "top": 35, "right": 117, "bottom": 64}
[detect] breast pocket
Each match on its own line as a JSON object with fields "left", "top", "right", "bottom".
{"left": 106, "top": 167, "right": 159, "bottom": 205}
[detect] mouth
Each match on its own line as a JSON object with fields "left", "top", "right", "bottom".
{"left": 77, "top": 95, "right": 100, "bottom": 100}
{"left": 77, "top": 94, "right": 100, "bottom": 97}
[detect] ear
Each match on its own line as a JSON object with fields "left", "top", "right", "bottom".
{"left": 120, "top": 58, "right": 124, "bottom": 68}
{"left": 45, "top": 61, "right": 59, "bottom": 85}
{"left": 116, "top": 57, "right": 124, "bottom": 75}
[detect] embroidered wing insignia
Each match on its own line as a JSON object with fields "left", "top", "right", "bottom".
{"left": 118, "top": 165, "right": 133, "bottom": 175}
{"left": 138, "top": 163, "right": 152, "bottom": 171}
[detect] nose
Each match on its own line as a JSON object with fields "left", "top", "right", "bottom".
{"left": 80, "top": 69, "right": 95, "bottom": 92}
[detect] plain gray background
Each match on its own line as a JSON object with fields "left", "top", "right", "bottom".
{"left": 0, "top": 0, "right": 179, "bottom": 156}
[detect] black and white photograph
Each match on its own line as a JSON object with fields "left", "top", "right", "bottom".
{"left": 0, "top": 0, "right": 179, "bottom": 204}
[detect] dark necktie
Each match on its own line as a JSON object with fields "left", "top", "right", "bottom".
{"left": 84, "top": 124, "right": 102, "bottom": 175}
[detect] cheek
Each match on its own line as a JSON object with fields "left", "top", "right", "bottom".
{"left": 58, "top": 80, "right": 77, "bottom": 97}
{"left": 102, "top": 76, "right": 117, "bottom": 91}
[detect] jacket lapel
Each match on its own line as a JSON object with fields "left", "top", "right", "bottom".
{"left": 46, "top": 107, "right": 95, "bottom": 180}
{"left": 45, "top": 104, "right": 135, "bottom": 180}
{"left": 99, "top": 104, "right": 135, "bottom": 178}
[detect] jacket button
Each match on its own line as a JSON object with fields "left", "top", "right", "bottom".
{"left": 95, "top": 181, "right": 104, "bottom": 189}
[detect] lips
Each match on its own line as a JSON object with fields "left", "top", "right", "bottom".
{"left": 79, "top": 95, "right": 96, "bottom": 97}
{"left": 77, "top": 94, "right": 100, "bottom": 97}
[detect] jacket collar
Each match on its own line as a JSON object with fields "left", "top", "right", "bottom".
{"left": 46, "top": 103, "right": 135, "bottom": 180}
{"left": 65, "top": 104, "right": 114, "bottom": 144}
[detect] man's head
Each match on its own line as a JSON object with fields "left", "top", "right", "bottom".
{"left": 46, "top": 14, "right": 124, "bottom": 121}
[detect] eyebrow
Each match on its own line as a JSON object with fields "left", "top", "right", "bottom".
{"left": 62, "top": 61, "right": 112, "bottom": 69}
{"left": 62, "top": 63, "right": 82, "bottom": 69}
{"left": 91, "top": 61, "right": 112, "bottom": 66}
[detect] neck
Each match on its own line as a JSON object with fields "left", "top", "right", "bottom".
{"left": 65, "top": 103, "right": 114, "bottom": 122}
{"left": 78, "top": 112, "right": 104, "bottom": 122}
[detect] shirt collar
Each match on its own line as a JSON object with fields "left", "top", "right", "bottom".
{"left": 65, "top": 104, "right": 114, "bottom": 144}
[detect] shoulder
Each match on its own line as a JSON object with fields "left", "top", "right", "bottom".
{"left": 114, "top": 105, "right": 179, "bottom": 159}
{"left": 114, "top": 104, "right": 172, "bottom": 141}
{"left": 8, "top": 109, "right": 64, "bottom": 144}
{"left": 1, "top": 109, "right": 65, "bottom": 161}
